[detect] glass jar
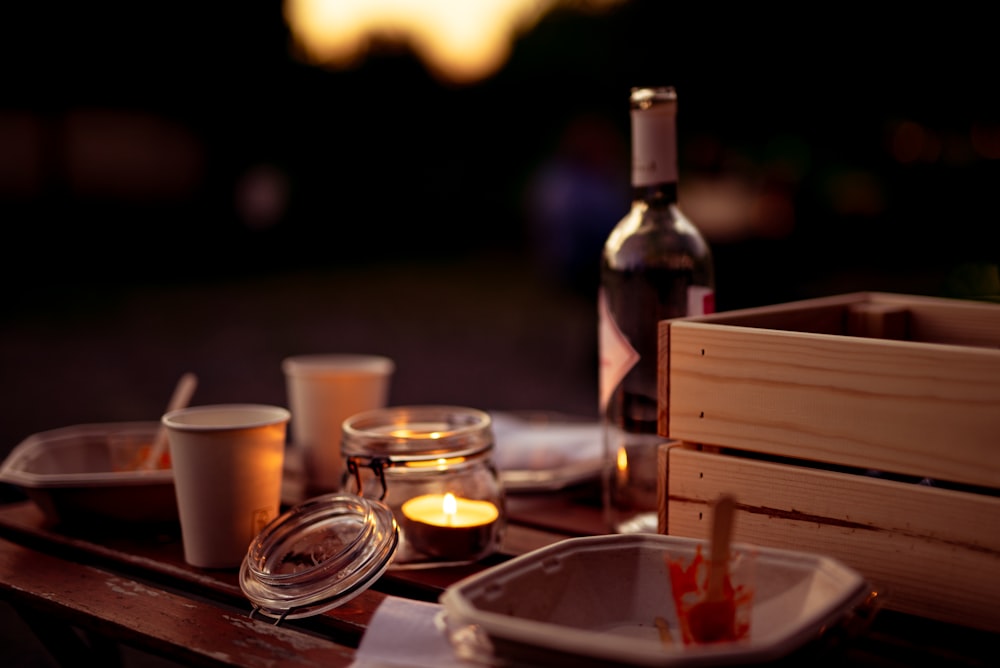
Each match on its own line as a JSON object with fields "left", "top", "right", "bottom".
{"left": 341, "top": 405, "right": 506, "bottom": 568}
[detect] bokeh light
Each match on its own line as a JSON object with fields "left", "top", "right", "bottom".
{"left": 284, "top": 0, "right": 625, "bottom": 84}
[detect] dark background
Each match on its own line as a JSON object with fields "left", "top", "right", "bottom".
{"left": 2, "top": 1, "right": 999, "bottom": 467}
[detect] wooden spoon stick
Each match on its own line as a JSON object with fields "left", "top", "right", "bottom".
{"left": 685, "top": 494, "right": 738, "bottom": 643}
{"left": 141, "top": 372, "right": 198, "bottom": 470}
{"left": 706, "top": 494, "right": 735, "bottom": 600}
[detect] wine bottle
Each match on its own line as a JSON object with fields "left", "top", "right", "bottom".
{"left": 599, "top": 86, "right": 715, "bottom": 534}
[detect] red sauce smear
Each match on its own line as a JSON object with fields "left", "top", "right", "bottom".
{"left": 116, "top": 445, "right": 171, "bottom": 471}
{"left": 667, "top": 545, "right": 752, "bottom": 644}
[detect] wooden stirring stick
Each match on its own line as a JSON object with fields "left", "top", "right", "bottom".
{"left": 706, "top": 493, "right": 735, "bottom": 601}
{"left": 141, "top": 372, "right": 198, "bottom": 471}
{"left": 686, "top": 493, "right": 737, "bottom": 643}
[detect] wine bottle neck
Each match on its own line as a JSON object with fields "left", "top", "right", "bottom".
{"left": 632, "top": 181, "right": 677, "bottom": 205}
{"left": 629, "top": 86, "right": 678, "bottom": 191}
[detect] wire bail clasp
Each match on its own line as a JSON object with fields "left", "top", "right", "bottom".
{"left": 347, "top": 455, "right": 390, "bottom": 501}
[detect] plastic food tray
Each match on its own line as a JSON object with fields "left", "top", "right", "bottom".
{"left": 0, "top": 421, "right": 178, "bottom": 525}
{"left": 439, "top": 533, "right": 873, "bottom": 667}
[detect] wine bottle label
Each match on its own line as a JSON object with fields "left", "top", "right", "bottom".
{"left": 631, "top": 102, "right": 677, "bottom": 188}
{"left": 687, "top": 286, "right": 715, "bottom": 316}
{"left": 598, "top": 288, "right": 639, "bottom": 412}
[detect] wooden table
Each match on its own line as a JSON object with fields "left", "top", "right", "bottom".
{"left": 0, "top": 484, "right": 996, "bottom": 667}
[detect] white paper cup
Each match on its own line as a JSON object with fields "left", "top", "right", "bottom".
{"left": 282, "top": 354, "right": 395, "bottom": 494}
{"left": 163, "top": 404, "right": 290, "bottom": 569}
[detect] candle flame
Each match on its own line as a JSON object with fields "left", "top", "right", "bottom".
{"left": 442, "top": 492, "right": 457, "bottom": 517}
{"left": 616, "top": 446, "right": 628, "bottom": 472}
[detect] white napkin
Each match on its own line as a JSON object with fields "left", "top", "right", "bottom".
{"left": 349, "top": 596, "right": 473, "bottom": 668}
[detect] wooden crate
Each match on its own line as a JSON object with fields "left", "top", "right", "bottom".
{"left": 655, "top": 292, "right": 1000, "bottom": 632}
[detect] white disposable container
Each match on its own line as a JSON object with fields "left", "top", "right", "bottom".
{"left": 439, "top": 533, "right": 875, "bottom": 667}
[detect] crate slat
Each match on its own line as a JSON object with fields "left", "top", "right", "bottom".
{"left": 659, "top": 445, "right": 1000, "bottom": 632}
{"left": 660, "top": 315, "right": 1000, "bottom": 489}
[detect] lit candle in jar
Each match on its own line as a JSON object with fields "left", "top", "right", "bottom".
{"left": 401, "top": 492, "right": 499, "bottom": 560}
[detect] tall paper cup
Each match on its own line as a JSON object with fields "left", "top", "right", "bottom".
{"left": 163, "top": 404, "right": 289, "bottom": 569}
{"left": 282, "top": 354, "right": 395, "bottom": 494}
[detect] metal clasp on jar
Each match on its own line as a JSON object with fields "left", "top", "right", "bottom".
{"left": 346, "top": 455, "right": 391, "bottom": 500}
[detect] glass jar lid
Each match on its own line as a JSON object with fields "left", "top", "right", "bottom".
{"left": 239, "top": 492, "right": 398, "bottom": 621}
{"left": 341, "top": 405, "right": 494, "bottom": 464}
